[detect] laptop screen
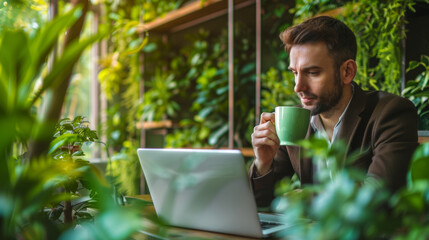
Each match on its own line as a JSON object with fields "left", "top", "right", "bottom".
{"left": 137, "top": 148, "right": 265, "bottom": 238}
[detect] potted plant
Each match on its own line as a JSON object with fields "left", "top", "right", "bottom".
{"left": 48, "top": 116, "right": 98, "bottom": 224}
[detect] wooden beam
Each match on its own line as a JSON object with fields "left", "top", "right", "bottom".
{"left": 136, "top": 120, "right": 173, "bottom": 129}
{"left": 136, "top": 0, "right": 254, "bottom": 33}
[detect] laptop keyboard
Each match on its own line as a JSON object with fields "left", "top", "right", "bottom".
{"left": 260, "top": 221, "right": 282, "bottom": 230}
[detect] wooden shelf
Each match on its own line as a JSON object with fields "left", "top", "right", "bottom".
{"left": 418, "top": 130, "right": 429, "bottom": 143}
{"left": 136, "top": 120, "right": 173, "bottom": 129}
{"left": 136, "top": 0, "right": 255, "bottom": 33}
{"left": 240, "top": 147, "right": 254, "bottom": 157}
{"left": 418, "top": 136, "right": 429, "bottom": 143}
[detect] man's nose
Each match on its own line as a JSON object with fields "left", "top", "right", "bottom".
{"left": 294, "top": 74, "right": 307, "bottom": 93}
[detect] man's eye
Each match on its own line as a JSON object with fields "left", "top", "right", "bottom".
{"left": 308, "top": 71, "right": 319, "bottom": 75}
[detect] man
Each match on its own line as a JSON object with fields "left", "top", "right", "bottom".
{"left": 249, "top": 16, "right": 418, "bottom": 207}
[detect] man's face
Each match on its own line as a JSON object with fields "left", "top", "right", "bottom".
{"left": 288, "top": 42, "right": 342, "bottom": 116}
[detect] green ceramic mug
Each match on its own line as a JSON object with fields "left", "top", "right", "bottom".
{"left": 275, "top": 106, "right": 311, "bottom": 145}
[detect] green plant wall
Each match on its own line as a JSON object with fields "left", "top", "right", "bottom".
{"left": 98, "top": 0, "right": 197, "bottom": 196}
{"left": 341, "top": 0, "right": 414, "bottom": 95}
{"left": 99, "top": 0, "right": 297, "bottom": 152}
{"left": 292, "top": 0, "right": 426, "bottom": 95}
{"left": 143, "top": 23, "right": 258, "bottom": 149}
{"left": 139, "top": 0, "right": 298, "bottom": 149}
{"left": 292, "top": 0, "right": 429, "bottom": 128}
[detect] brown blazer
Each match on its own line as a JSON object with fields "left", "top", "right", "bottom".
{"left": 250, "top": 82, "right": 419, "bottom": 207}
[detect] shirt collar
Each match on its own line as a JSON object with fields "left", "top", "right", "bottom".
{"left": 310, "top": 84, "right": 355, "bottom": 143}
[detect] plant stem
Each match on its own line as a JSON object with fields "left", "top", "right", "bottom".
{"left": 64, "top": 200, "right": 73, "bottom": 224}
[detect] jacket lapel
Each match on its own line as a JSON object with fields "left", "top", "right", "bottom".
{"left": 291, "top": 82, "right": 367, "bottom": 182}
{"left": 336, "top": 82, "right": 367, "bottom": 165}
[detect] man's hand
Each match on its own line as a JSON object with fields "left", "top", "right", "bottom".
{"left": 251, "top": 112, "right": 280, "bottom": 176}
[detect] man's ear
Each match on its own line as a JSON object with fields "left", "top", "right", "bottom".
{"left": 341, "top": 59, "right": 357, "bottom": 84}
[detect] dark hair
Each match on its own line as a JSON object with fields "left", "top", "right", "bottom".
{"left": 280, "top": 16, "right": 357, "bottom": 69}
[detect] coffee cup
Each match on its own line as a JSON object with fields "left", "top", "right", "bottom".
{"left": 275, "top": 106, "right": 310, "bottom": 145}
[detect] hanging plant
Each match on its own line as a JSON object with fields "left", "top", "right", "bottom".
{"left": 402, "top": 55, "right": 429, "bottom": 129}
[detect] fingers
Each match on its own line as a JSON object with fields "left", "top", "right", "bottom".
{"left": 252, "top": 134, "right": 278, "bottom": 148}
{"left": 251, "top": 120, "right": 280, "bottom": 175}
{"left": 252, "top": 121, "right": 279, "bottom": 147}
{"left": 260, "top": 112, "right": 275, "bottom": 125}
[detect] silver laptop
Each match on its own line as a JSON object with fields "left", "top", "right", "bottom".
{"left": 136, "top": 148, "right": 292, "bottom": 238}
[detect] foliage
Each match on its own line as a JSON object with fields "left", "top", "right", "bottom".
{"left": 58, "top": 165, "right": 146, "bottom": 240}
{"left": 97, "top": 0, "right": 189, "bottom": 196}
{"left": 0, "top": 5, "right": 80, "bottom": 239}
{"left": 62, "top": 21, "right": 94, "bottom": 119}
{"left": 98, "top": 3, "right": 144, "bottom": 149}
{"left": 108, "top": 140, "right": 141, "bottom": 196}
{"left": 272, "top": 136, "right": 429, "bottom": 239}
{"left": 291, "top": 0, "right": 416, "bottom": 95}
{"left": 161, "top": 29, "right": 226, "bottom": 148}
{"left": 50, "top": 116, "right": 98, "bottom": 152}
{"left": 291, "top": 0, "right": 348, "bottom": 23}
{"left": 0, "top": 4, "right": 149, "bottom": 240}
{"left": 341, "top": 0, "right": 415, "bottom": 94}
{"left": 162, "top": 22, "right": 257, "bottom": 148}
{"left": 2, "top": 156, "right": 80, "bottom": 239}
{"left": 47, "top": 116, "right": 99, "bottom": 224}
{"left": 0, "top": 3, "right": 101, "bottom": 162}
{"left": 134, "top": 0, "right": 297, "bottom": 149}
{"left": 257, "top": 0, "right": 300, "bottom": 115}
{"left": 140, "top": 70, "right": 180, "bottom": 122}
{"left": 0, "top": 0, "right": 48, "bottom": 34}
{"left": 402, "top": 55, "right": 429, "bottom": 129}
{"left": 98, "top": 0, "right": 198, "bottom": 150}
{"left": 123, "top": 0, "right": 297, "bottom": 149}
{"left": 260, "top": 67, "right": 299, "bottom": 113}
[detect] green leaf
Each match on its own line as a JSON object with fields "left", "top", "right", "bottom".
{"left": 48, "top": 133, "right": 79, "bottom": 154}
{"left": 186, "top": 68, "right": 197, "bottom": 79}
{"left": 26, "top": 7, "right": 82, "bottom": 88}
{"left": 49, "top": 207, "right": 63, "bottom": 221}
{"left": 1, "top": 30, "right": 32, "bottom": 91}
{"left": 66, "top": 180, "right": 79, "bottom": 193}
{"left": 410, "top": 143, "right": 429, "bottom": 184}
{"left": 408, "top": 89, "right": 429, "bottom": 98}
{"left": 198, "top": 107, "right": 213, "bottom": 119}
{"left": 72, "top": 151, "right": 85, "bottom": 157}
{"left": 216, "top": 86, "right": 229, "bottom": 95}
{"left": 410, "top": 158, "right": 429, "bottom": 182}
{"left": 421, "top": 55, "right": 429, "bottom": 68}
{"left": 208, "top": 124, "right": 228, "bottom": 145}
{"left": 191, "top": 53, "right": 200, "bottom": 65}
{"left": 143, "top": 42, "right": 157, "bottom": 53}
{"left": 73, "top": 116, "right": 83, "bottom": 126}
{"left": 393, "top": 190, "right": 425, "bottom": 213}
{"left": 38, "top": 32, "right": 104, "bottom": 101}
{"left": 421, "top": 73, "right": 429, "bottom": 90}
{"left": 240, "top": 62, "right": 256, "bottom": 75}
{"left": 31, "top": 7, "right": 80, "bottom": 60}
{"left": 407, "top": 60, "right": 421, "bottom": 72}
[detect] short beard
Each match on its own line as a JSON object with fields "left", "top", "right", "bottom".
{"left": 311, "top": 71, "right": 343, "bottom": 116}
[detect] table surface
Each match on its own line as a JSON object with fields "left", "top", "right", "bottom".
{"left": 128, "top": 194, "right": 276, "bottom": 240}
